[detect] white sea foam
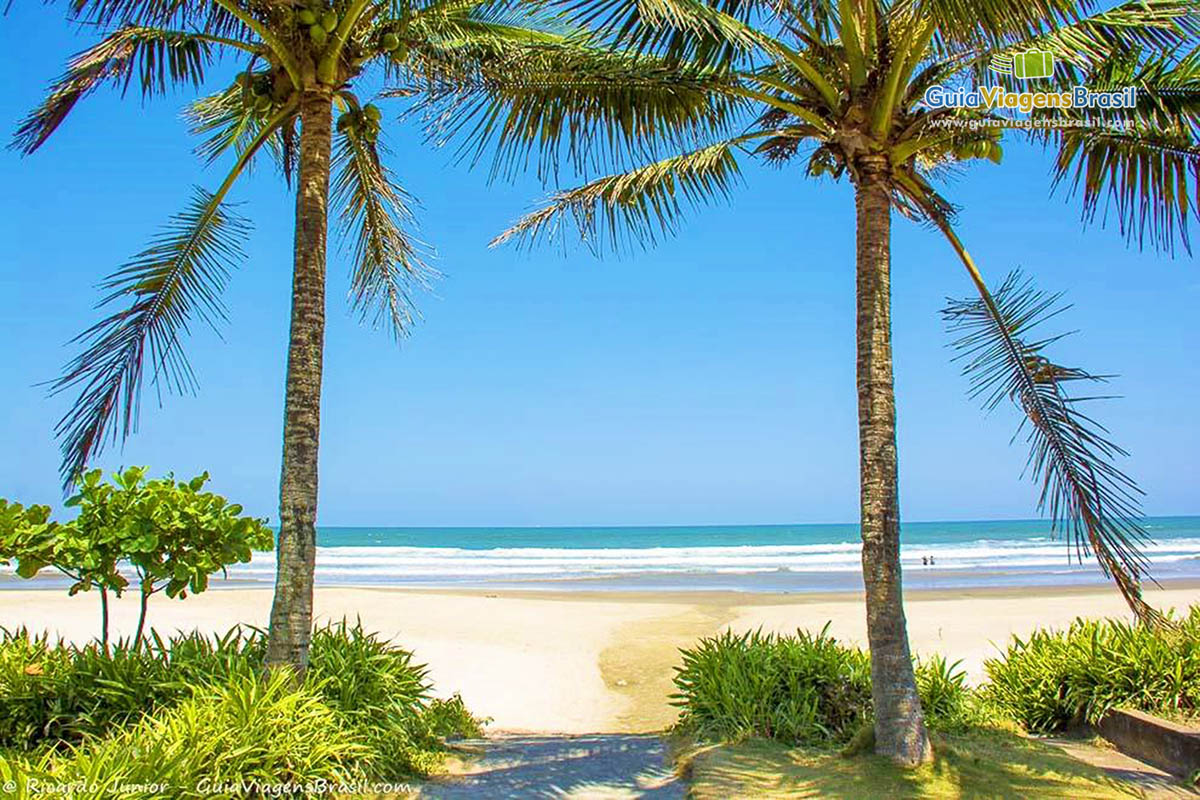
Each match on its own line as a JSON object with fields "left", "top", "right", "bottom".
{"left": 215, "top": 536, "right": 1200, "bottom": 582}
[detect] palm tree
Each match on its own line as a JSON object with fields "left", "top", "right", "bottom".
{"left": 17, "top": 0, "right": 731, "bottom": 673}
{"left": 492, "top": 0, "right": 1200, "bottom": 764}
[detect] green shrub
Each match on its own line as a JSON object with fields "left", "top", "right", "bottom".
{"left": 673, "top": 627, "right": 996, "bottom": 746}
{"left": 307, "top": 620, "right": 429, "bottom": 721}
{"left": 915, "top": 654, "right": 997, "bottom": 731}
{"left": 48, "top": 671, "right": 368, "bottom": 799}
{"left": 672, "top": 626, "right": 873, "bottom": 745}
{"left": 984, "top": 606, "right": 1200, "bottom": 733}
{"left": 0, "top": 621, "right": 481, "bottom": 780}
{"left": 421, "top": 693, "right": 488, "bottom": 740}
{"left": 305, "top": 619, "right": 470, "bottom": 779}
{"left": 0, "top": 626, "right": 261, "bottom": 750}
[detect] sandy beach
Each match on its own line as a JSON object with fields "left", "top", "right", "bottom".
{"left": 2, "top": 581, "right": 1197, "bottom": 733}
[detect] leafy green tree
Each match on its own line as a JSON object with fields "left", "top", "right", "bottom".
{"left": 0, "top": 490, "right": 128, "bottom": 648}
{"left": 1, "top": 469, "right": 272, "bottom": 647}
{"left": 20, "top": 1, "right": 729, "bottom": 673}
{"left": 493, "top": 0, "right": 1199, "bottom": 763}
{"left": 102, "top": 468, "right": 273, "bottom": 645}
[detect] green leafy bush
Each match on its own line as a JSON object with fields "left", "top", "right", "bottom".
{"left": 0, "top": 627, "right": 261, "bottom": 750}
{"left": 914, "top": 654, "right": 996, "bottom": 731}
{"left": 0, "top": 469, "right": 273, "bottom": 646}
{"left": 984, "top": 607, "right": 1200, "bottom": 733}
{"left": 45, "top": 671, "right": 368, "bottom": 799}
{"left": 0, "top": 621, "right": 481, "bottom": 778}
{"left": 672, "top": 626, "right": 873, "bottom": 745}
{"left": 306, "top": 619, "right": 478, "bottom": 778}
{"left": 672, "top": 627, "right": 993, "bottom": 746}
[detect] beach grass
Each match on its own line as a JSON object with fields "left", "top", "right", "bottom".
{"left": 682, "top": 730, "right": 1140, "bottom": 799}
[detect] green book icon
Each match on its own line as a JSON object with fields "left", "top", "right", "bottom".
{"left": 989, "top": 50, "right": 1054, "bottom": 80}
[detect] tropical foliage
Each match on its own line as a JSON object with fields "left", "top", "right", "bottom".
{"left": 985, "top": 605, "right": 1200, "bottom": 732}
{"left": 673, "top": 608, "right": 1200, "bottom": 749}
{"left": 671, "top": 626, "right": 992, "bottom": 746}
{"left": 0, "top": 621, "right": 482, "bottom": 782}
{"left": 0, "top": 469, "right": 271, "bottom": 646}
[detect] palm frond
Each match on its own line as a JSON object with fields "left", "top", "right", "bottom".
{"left": 332, "top": 128, "right": 434, "bottom": 339}
{"left": 407, "top": 40, "right": 742, "bottom": 179}
{"left": 186, "top": 83, "right": 300, "bottom": 181}
{"left": 12, "top": 25, "right": 219, "bottom": 154}
{"left": 48, "top": 99, "right": 292, "bottom": 485}
{"left": 943, "top": 271, "right": 1162, "bottom": 624}
{"left": 490, "top": 139, "right": 743, "bottom": 253}
{"left": 912, "top": 0, "right": 1090, "bottom": 52}
{"left": 544, "top": 0, "right": 766, "bottom": 68}
{"left": 51, "top": 188, "right": 252, "bottom": 486}
{"left": 1000, "top": 0, "right": 1200, "bottom": 78}
{"left": 64, "top": 0, "right": 251, "bottom": 39}
{"left": 967, "top": 2, "right": 1200, "bottom": 96}
{"left": 1050, "top": 124, "right": 1200, "bottom": 254}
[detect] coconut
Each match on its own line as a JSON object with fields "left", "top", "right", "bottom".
{"left": 364, "top": 104, "right": 382, "bottom": 122}
{"left": 310, "top": 24, "right": 328, "bottom": 45}
{"left": 297, "top": 9, "right": 316, "bottom": 25}
{"left": 321, "top": 10, "right": 338, "bottom": 31}
{"left": 381, "top": 33, "right": 401, "bottom": 51}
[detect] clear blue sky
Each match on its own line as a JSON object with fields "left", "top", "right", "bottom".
{"left": 1, "top": 6, "right": 1196, "bottom": 527}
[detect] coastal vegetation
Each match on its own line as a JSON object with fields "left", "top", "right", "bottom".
{"left": 674, "top": 609, "right": 1200, "bottom": 795}
{"left": 985, "top": 605, "right": 1200, "bottom": 733}
{"left": 0, "top": 469, "right": 271, "bottom": 647}
{"left": 0, "top": 622, "right": 484, "bottom": 790}
{"left": 672, "top": 627, "right": 988, "bottom": 748}
{"left": 494, "top": 0, "right": 1200, "bottom": 763}
{"left": 19, "top": 0, "right": 726, "bottom": 676}
{"left": 673, "top": 609, "right": 1200, "bottom": 748}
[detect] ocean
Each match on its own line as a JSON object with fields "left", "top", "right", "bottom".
{"left": 210, "top": 516, "right": 1200, "bottom": 593}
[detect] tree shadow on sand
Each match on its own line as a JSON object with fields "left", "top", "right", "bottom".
{"left": 684, "top": 729, "right": 1161, "bottom": 799}
{"left": 418, "top": 734, "right": 684, "bottom": 799}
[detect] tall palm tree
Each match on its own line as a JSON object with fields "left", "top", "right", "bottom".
{"left": 17, "top": 0, "right": 732, "bottom": 673}
{"left": 493, "top": 0, "right": 1200, "bottom": 764}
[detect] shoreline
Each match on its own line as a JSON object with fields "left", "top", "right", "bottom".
{"left": 2, "top": 581, "right": 1196, "bottom": 733}
{"left": 4, "top": 573, "right": 1199, "bottom": 602}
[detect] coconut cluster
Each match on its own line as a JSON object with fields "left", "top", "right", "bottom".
{"left": 379, "top": 31, "right": 407, "bottom": 61}
{"left": 337, "top": 104, "right": 384, "bottom": 143}
{"left": 294, "top": 1, "right": 340, "bottom": 48}
{"left": 238, "top": 71, "right": 286, "bottom": 116}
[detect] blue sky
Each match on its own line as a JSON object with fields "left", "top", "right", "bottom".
{"left": 1, "top": 6, "right": 1196, "bottom": 527}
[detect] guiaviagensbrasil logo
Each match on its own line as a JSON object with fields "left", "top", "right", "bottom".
{"left": 922, "top": 47, "right": 1135, "bottom": 112}
{"left": 989, "top": 50, "right": 1055, "bottom": 81}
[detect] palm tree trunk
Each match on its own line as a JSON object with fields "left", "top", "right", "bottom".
{"left": 266, "top": 91, "right": 333, "bottom": 674}
{"left": 853, "top": 156, "right": 932, "bottom": 766}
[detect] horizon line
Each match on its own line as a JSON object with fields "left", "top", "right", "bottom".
{"left": 303, "top": 513, "right": 1200, "bottom": 530}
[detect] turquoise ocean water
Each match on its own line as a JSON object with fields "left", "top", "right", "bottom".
{"left": 208, "top": 516, "right": 1200, "bottom": 593}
